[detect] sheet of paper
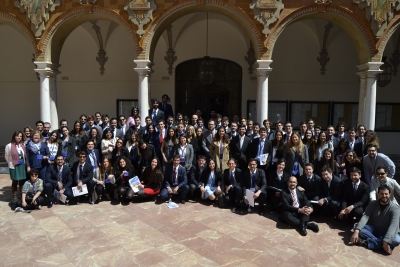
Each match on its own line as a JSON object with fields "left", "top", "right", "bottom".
{"left": 310, "top": 200, "right": 319, "bottom": 204}
{"left": 72, "top": 184, "right": 88, "bottom": 197}
{"left": 53, "top": 189, "right": 67, "bottom": 203}
{"left": 246, "top": 189, "right": 255, "bottom": 207}
{"left": 259, "top": 153, "right": 269, "bottom": 166}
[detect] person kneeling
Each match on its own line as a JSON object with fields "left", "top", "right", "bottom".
{"left": 159, "top": 155, "right": 189, "bottom": 204}
{"left": 15, "top": 169, "right": 45, "bottom": 212}
{"left": 280, "top": 176, "right": 319, "bottom": 236}
{"left": 200, "top": 159, "right": 222, "bottom": 202}
{"left": 350, "top": 185, "right": 400, "bottom": 255}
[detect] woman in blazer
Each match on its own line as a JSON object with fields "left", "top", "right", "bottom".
{"left": 114, "top": 156, "right": 135, "bottom": 202}
{"left": 174, "top": 135, "right": 194, "bottom": 171}
{"left": 210, "top": 127, "right": 230, "bottom": 173}
{"left": 101, "top": 128, "right": 115, "bottom": 160}
{"left": 200, "top": 159, "right": 222, "bottom": 201}
{"left": 186, "top": 125, "right": 198, "bottom": 165}
{"left": 283, "top": 132, "right": 308, "bottom": 178}
{"left": 137, "top": 158, "right": 164, "bottom": 197}
{"left": 59, "top": 126, "right": 77, "bottom": 166}
{"left": 26, "top": 130, "right": 50, "bottom": 180}
{"left": 70, "top": 121, "right": 87, "bottom": 152}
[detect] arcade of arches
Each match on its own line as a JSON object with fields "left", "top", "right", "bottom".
{"left": 1, "top": 1, "right": 400, "bottom": 153}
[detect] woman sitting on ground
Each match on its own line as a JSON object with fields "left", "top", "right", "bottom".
{"left": 14, "top": 169, "right": 45, "bottom": 212}
{"left": 200, "top": 159, "right": 222, "bottom": 201}
{"left": 137, "top": 158, "right": 164, "bottom": 198}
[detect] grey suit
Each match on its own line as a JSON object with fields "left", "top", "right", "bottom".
{"left": 174, "top": 144, "right": 194, "bottom": 170}
{"left": 202, "top": 129, "right": 217, "bottom": 158}
{"left": 283, "top": 145, "right": 309, "bottom": 176}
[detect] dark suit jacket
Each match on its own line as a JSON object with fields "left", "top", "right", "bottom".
{"left": 243, "top": 168, "right": 267, "bottom": 192}
{"left": 59, "top": 137, "right": 77, "bottom": 166}
{"left": 164, "top": 165, "right": 187, "bottom": 188}
{"left": 230, "top": 135, "right": 251, "bottom": 164}
{"left": 352, "top": 141, "right": 363, "bottom": 158}
{"left": 154, "top": 128, "right": 168, "bottom": 159}
{"left": 71, "top": 161, "right": 94, "bottom": 185}
{"left": 268, "top": 171, "right": 290, "bottom": 191}
{"left": 320, "top": 175, "right": 343, "bottom": 203}
{"left": 124, "top": 125, "right": 145, "bottom": 142}
{"left": 159, "top": 103, "right": 174, "bottom": 119}
{"left": 281, "top": 187, "right": 311, "bottom": 213}
{"left": 341, "top": 179, "right": 369, "bottom": 209}
{"left": 298, "top": 174, "right": 321, "bottom": 200}
{"left": 190, "top": 164, "right": 208, "bottom": 187}
{"left": 149, "top": 109, "right": 165, "bottom": 125}
{"left": 223, "top": 168, "right": 244, "bottom": 187}
{"left": 334, "top": 133, "right": 348, "bottom": 140}
{"left": 248, "top": 138, "right": 273, "bottom": 167}
{"left": 45, "top": 164, "right": 73, "bottom": 189}
{"left": 85, "top": 149, "right": 101, "bottom": 167}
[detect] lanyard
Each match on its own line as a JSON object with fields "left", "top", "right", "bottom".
{"left": 179, "top": 145, "right": 186, "bottom": 157}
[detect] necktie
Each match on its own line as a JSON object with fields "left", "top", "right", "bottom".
{"left": 287, "top": 135, "right": 291, "bottom": 143}
{"left": 79, "top": 165, "right": 83, "bottom": 182}
{"left": 230, "top": 172, "right": 235, "bottom": 186}
{"left": 173, "top": 167, "right": 177, "bottom": 184}
{"left": 240, "top": 137, "right": 243, "bottom": 149}
{"left": 58, "top": 168, "right": 62, "bottom": 182}
{"left": 152, "top": 110, "right": 156, "bottom": 120}
{"left": 251, "top": 173, "right": 256, "bottom": 188}
{"left": 258, "top": 140, "right": 264, "bottom": 156}
{"left": 291, "top": 190, "right": 298, "bottom": 207}
{"left": 353, "top": 184, "right": 358, "bottom": 194}
{"left": 160, "top": 131, "right": 164, "bottom": 143}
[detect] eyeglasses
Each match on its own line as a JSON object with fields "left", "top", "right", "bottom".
{"left": 377, "top": 172, "right": 386, "bottom": 176}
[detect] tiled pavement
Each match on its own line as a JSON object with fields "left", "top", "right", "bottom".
{"left": 1, "top": 173, "right": 400, "bottom": 266}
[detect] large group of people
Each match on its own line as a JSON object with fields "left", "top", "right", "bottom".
{"left": 4, "top": 94, "right": 400, "bottom": 255}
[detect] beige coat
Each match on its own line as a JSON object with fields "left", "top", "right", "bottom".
{"left": 210, "top": 140, "right": 230, "bottom": 172}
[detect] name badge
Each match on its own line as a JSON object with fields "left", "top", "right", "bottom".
{"left": 37, "top": 155, "right": 43, "bottom": 160}
{"left": 27, "top": 138, "right": 31, "bottom": 143}
{"left": 44, "top": 137, "right": 49, "bottom": 140}
{"left": 180, "top": 157, "right": 185, "bottom": 163}
{"left": 62, "top": 152, "right": 67, "bottom": 157}
{"left": 18, "top": 159, "right": 23, "bottom": 165}
{"left": 49, "top": 156, "right": 55, "bottom": 161}
{"left": 92, "top": 165, "right": 97, "bottom": 169}
{"left": 105, "top": 179, "right": 110, "bottom": 184}
{"left": 250, "top": 188, "right": 255, "bottom": 192}
{"left": 124, "top": 172, "right": 129, "bottom": 177}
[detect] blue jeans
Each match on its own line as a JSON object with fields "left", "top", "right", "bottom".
{"left": 359, "top": 225, "right": 400, "bottom": 250}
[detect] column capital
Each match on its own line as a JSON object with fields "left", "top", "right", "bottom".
{"left": 134, "top": 60, "right": 152, "bottom": 75}
{"left": 356, "top": 62, "right": 383, "bottom": 77}
{"left": 256, "top": 60, "right": 273, "bottom": 76}
{"left": 34, "top": 62, "right": 61, "bottom": 77}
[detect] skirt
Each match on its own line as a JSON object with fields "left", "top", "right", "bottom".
{"left": 9, "top": 164, "right": 26, "bottom": 181}
{"left": 204, "top": 185, "right": 217, "bottom": 199}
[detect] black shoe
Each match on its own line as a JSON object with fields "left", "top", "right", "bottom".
{"left": 307, "top": 222, "right": 319, "bottom": 233}
{"left": 47, "top": 202, "right": 53, "bottom": 209}
{"left": 297, "top": 224, "right": 307, "bottom": 236}
{"left": 356, "top": 238, "right": 368, "bottom": 248}
{"left": 258, "top": 210, "right": 264, "bottom": 216}
{"left": 181, "top": 200, "right": 186, "bottom": 204}
{"left": 88, "top": 198, "right": 94, "bottom": 204}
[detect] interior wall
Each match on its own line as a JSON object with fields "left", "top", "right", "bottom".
{"left": 0, "top": 24, "right": 38, "bottom": 145}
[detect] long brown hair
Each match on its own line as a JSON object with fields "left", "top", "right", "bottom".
{"left": 285, "top": 132, "right": 303, "bottom": 154}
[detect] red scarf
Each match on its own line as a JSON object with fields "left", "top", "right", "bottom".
{"left": 11, "top": 142, "right": 27, "bottom": 166}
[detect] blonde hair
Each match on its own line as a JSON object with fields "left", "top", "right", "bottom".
{"left": 286, "top": 132, "right": 303, "bottom": 154}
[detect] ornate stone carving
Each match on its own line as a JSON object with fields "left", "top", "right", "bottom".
{"left": 249, "top": 0, "right": 284, "bottom": 37}
{"left": 353, "top": 0, "right": 400, "bottom": 37}
{"left": 79, "top": 0, "right": 97, "bottom": 4}
{"left": 124, "top": 0, "right": 157, "bottom": 36}
{"left": 315, "top": 0, "right": 332, "bottom": 3}
{"left": 245, "top": 41, "right": 256, "bottom": 75}
{"left": 15, "top": 0, "right": 61, "bottom": 37}
{"left": 317, "top": 22, "right": 333, "bottom": 75}
{"left": 164, "top": 26, "right": 177, "bottom": 75}
{"left": 91, "top": 21, "right": 108, "bottom": 75}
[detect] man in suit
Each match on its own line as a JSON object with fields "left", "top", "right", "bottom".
{"left": 370, "top": 166, "right": 400, "bottom": 205}
{"left": 243, "top": 158, "right": 267, "bottom": 215}
{"left": 124, "top": 115, "right": 145, "bottom": 141}
{"left": 230, "top": 124, "right": 251, "bottom": 171}
{"left": 356, "top": 124, "right": 366, "bottom": 152}
{"left": 224, "top": 158, "right": 244, "bottom": 212}
{"left": 283, "top": 121, "right": 293, "bottom": 143}
{"left": 222, "top": 117, "right": 231, "bottom": 135}
{"left": 363, "top": 144, "right": 396, "bottom": 185}
{"left": 159, "top": 94, "right": 174, "bottom": 119}
{"left": 333, "top": 121, "right": 348, "bottom": 140}
{"left": 154, "top": 119, "right": 167, "bottom": 160}
{"left": 71, "top": 151, "right": 95, "bottom": 204}
{"left": 86, "top": 115, "right": 103, "bottom": 137}
{"left": 229, "top": 122, "right": 238, "bottom": 139}
{"left": 86, "top": 140, "right": 101, "bottom": 169}
{"left": 347, "top": 127, "right": 363, "bottom": 158}
{"left": 189, "top": 155, "right": 208, "bottom": 199}
{"left": 109, "top": 118, "right": 123, "bottom": 140}
{"left": 176, "top": 122, "right": 186, "bottom": 140}
{"left": 44, "top": 155, "right": 73, "bottom": 208}
{"left": 202, "top": 120, "right": 217, "bottom": 160}
{"left": 118, "top": 115, "right": 128, "bottom": 137}
{"left": 263, "top": 119, "right": 274, "bottom": 140}
{"left": 197, "top": 118, "right": 207, "bottom": 135}
{"left": 159, "top": 155, "right": 189, "bottom": 204}
{"left": 318, "top": 166, "right": 343, "bottom": 216}
{"left": 281, "top": 176, "right": 319, "bottom": 236}
{"left": 326, "top": 125, "right": 339, "bottom": 150}
{"left": 297, "top": 163, "right": 321, "bottom": 203}
{"left": 149, "top": 99, "right": 165, "bottom": 126}
{"left": 267, "top": 158, "right": 290, "bottom": 212}
{"left": 94, "top": 112, "right": 103, "bottom": 127}
{"left": 248, "top": 127, "right": 272, "bottom": 172}
{"left": 338, "top": 167, "right": 369, "bottom": 223}
{"left": 251, "top": 123, "right": 260, "bottom": 139}
{"left": 166, "top": 116, "right": 176, "bottom": 131}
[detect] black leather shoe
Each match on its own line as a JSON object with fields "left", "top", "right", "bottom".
{"left": 307, "top": 222, "right": 319, "bottom": 233}
{"left": 47, "top": 202, "right": 53, "bottom": 209}
{"left": 297, "top": 224, "right": 307, "bottom": 236}
{"left": 181, "top": 200, "right": 186, "bottom": 204}
{"left": 88, "top": 198, "right": 94, "bottom": 204}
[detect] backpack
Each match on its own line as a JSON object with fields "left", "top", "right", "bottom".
{"left": 8, "top": 199, "right": 18, "bottom": 211}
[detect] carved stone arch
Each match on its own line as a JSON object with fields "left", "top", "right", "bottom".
{"left": 139, "top": 0, "right": 265, "bottom": 61}
{"left": 37, "top": 5, "right": 141, "bottom": 62}
{"left": 374, "top": 14, "right": 400, "bottom": 62}
{"left": 265, "top": 5, "right": 377, "bottom": 64}
{"left": 0, "top": 10, "right": 40, "bottom": 56}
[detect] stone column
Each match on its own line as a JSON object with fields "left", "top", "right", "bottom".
{"left": 356, "top": 72, "right": 366, "bottom": 127}
{"left": 256, "top": 60, "right": 273, "bottom": 123}
{"left": 35, "top": 62, "right": 52, "bottom": 124}
{"left": 49, "top": 63, "right": 61, "bottom": 129}
{"left": 356, "top": 62, "right": 382, "bottom": 130}
{"left": 134, "top": 60, "right": 151, "bottom": 126}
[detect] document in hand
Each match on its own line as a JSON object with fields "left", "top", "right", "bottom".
{"left": 72, "top": 184, "right": 88, "bottom": 197}
{"left": 166, "top": 202, "right": 179, "bottom": 209}
{"left": 246, "top": 189, "right": 255, "bottom": 207}
{"left": 54, "top": 189, "right": 67, "bottom": 203}
{"left": 129, "top": 176, "right": 141, "bottom": 193}
{"left": 259, "top": 153, "right": 269, "bottom": 166}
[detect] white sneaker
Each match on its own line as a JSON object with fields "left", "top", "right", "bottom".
{"left": 247, "top": 207, "right": 251, "bottom": 213}
{"left": 37, "top": 205, "right": 42, "bottom": 210}
{"left": 15, "top": 207, "right": 24, "bottom": 212}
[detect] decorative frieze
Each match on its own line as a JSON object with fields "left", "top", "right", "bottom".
{"left": 124, "top": 0, "right": 157, "bottom": 36}
{"left": 249, "top": 0, "right": 284, "bottom": 37}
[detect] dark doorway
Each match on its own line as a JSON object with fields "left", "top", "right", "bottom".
{"left": 175, "top": 58, "right": 242, "bottom": 119}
